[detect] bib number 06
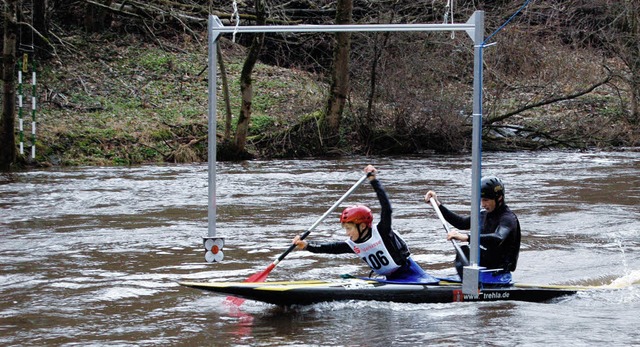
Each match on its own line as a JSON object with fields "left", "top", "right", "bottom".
{"left": 362, "top": 251, "right": 390, "bottom": 270}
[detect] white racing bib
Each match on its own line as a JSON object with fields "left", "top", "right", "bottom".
{"left": 346, "top": 226, "right": 402, "bottom": 275}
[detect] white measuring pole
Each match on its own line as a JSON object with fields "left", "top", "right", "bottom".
{"left": 31, "top": 66, "right": 37, "bottom": 159}
{"left": 18, "top": 68, "right": 24, "bottom": 155}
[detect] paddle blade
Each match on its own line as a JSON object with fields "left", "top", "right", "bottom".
{"left": 225, "top": 263, "right": 276, "bottom": 306}
{"left": 245, "top": 263, "right": 275, "bottom": 283}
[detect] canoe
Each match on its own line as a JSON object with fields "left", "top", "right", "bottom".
{"left": 178, "top": 278, "right": 582, "bottom": 306}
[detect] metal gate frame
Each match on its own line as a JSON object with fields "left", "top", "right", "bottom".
{"left": 205, "top": 11, "right": 486, "bottom": 295}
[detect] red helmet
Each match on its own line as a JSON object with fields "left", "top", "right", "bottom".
{"left": 340, "top": 205, "right": 373, "bottom": 226}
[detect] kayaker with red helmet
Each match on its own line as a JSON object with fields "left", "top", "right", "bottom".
{"left": 292, "top": 165, "right": 438, "bottom": 284}
{"left": 425, "top": 176, "right": 521, "bottom": 285}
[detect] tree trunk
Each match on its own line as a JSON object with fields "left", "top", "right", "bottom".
{"left": 631, "top": 70, "right": 639, "bottom": 124}
{"left": 611, "top": 0, "right": 640, "bottom": 123}
{"left": 1, "top": 0, "right": 19, "bottom": 171}
{"left": 233, "top": 0, "right": 266, "bottom": 153}
{"left": 367, "top": 30, "right": 392, "bottom": 123}
{"left": 322, "top": 0, "right": 352, "bottom": 146}
{"left": 84, "top": 0, "right": 113, "bottom": 32}
{"left": 33, "top": 0, "right": 51, "bottom": 58}
{"left": 627, "top": 0, "right": 640, "bottom": 122}
{"left": 217, "top": 42, "right": 233, "bottom": 141}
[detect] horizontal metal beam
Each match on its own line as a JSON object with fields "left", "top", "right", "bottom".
{"left": 210, "top": 16, "right": 475, "bottom": 36}
{"left": 212, "top": 24, "right": 474, "bottom": 33}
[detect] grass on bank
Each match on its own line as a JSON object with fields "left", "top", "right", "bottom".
{"left": 31, "top": 33, "right": 326, "bottom": 166}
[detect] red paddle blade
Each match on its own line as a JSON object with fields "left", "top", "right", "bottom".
{"left": 225, "top": 263, "right": 276, "bottom": 306}
{"left": 245, "top": 263, "right": 275, "bottom": 282}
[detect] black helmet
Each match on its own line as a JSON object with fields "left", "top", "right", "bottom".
{"left": 481, "top": 176, "right": 504, "bottom": 200}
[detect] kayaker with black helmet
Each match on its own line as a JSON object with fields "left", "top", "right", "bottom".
{"left": 425, "top": 176, "right": 521, "bottom": 285}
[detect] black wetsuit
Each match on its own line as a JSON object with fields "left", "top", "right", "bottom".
{"left": 305, "top": 178, "right": 411, "bottom": 270}
{"left": 438, "top": 203, "right": 521, "bottom": 276}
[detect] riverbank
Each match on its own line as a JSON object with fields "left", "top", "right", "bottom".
{"left": 17, "top": 28, "right": 639, "bottom": 167}
{"left": 24, "top": 33, "right": 326, "bottom": 166}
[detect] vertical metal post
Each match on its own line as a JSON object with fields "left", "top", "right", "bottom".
{"left": 463, "top": 10, "right": 485, "bottom": 296}
{"left": 204, "top": 16, "right": 225, "bottom": 263}
{"left": 207, "top": 16, "right": 217, "bottom": 239}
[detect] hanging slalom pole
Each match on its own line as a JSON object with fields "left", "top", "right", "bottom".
{"left": 17, "top": 57, "right": 25, "bottom": 155}
{"left": 16, "top": 0, "right": 37, "bottom": 160}
{"left": 17, "top": 53, "right": 37, "bottom": 159}
{"left": 18, "top": 2, "right": 36, "bottom": 159}
{"left": 30, "top": 58, "right": 37, "bottom": 159}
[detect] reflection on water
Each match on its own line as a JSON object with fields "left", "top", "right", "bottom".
{"left": 0, "top": 150, "right": 639, "bottom": 346}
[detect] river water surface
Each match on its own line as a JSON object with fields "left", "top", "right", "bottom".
{"left": 1, "top": 150, "right": 639, "bottom": 346}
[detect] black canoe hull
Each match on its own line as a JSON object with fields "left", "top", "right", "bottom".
{"left": 179, "top": 279, "right": 579, "bottom": 306}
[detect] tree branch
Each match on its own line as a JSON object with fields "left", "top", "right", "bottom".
{"left": 488, "top": 66, "right": 614, "bottom": 124}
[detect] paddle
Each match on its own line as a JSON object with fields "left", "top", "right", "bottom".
{"left": 429, "top": 197, "right": 470, "bottom": 266}
{"left": 226, "top": 173, "right": 369, "bottom": 305}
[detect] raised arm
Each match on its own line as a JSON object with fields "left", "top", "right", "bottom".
{"left": 365, "top": 165, "right": 392, "bottom": 232}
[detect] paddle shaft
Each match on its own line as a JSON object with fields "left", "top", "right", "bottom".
{"left": 430, "top": 198, "right": 470, "bottom": 266}
{"left": 272, "top": 174, "right": 370, "bottom": 266}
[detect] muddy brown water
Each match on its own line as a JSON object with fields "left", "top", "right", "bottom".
{"left": 1, "top": 150, "right": 639, "bottom": 346}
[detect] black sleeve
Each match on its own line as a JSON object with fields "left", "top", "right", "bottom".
{"left": 370, "top": 178, "right": 392, "bottom": 233}
{"left": 438, "top": 204, "right": 471, "bottom": 230}
{"left": 305, "top": 241, "right": 353, "bottom": 254}
{"left": 371, "top": 178, "right": 410, "bottom": 263}
{"left": 479, "top": 215, "right": 518, "bottom": 249}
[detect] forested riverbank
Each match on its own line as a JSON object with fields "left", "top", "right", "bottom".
{"left": 1, "top": 1, "right": 638, "bottom": 168}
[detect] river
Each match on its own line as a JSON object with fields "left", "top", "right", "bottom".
{"left": 1, "top": 150, "right": 639, "bottom": 346}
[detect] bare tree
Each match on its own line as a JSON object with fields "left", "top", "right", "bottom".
{"left": 233, "top": 0, "right": 266, "bottom": 154}
{"left": 613, "top": 0, "right": 640, "bottom": 122}
{"left": 217, "top": 42, "right": 233, "bottom": 141}
{"left": 1, "top": 0, "right": 19, "bottom": 171}
{"left": 322, "top": 0, "right": 352, "bottom": 147}
{"left": 32, "top": 0, "right": 50, "bottom": 57}
{"left": 554, "top": 1, "right": 640, "bottom": 123}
